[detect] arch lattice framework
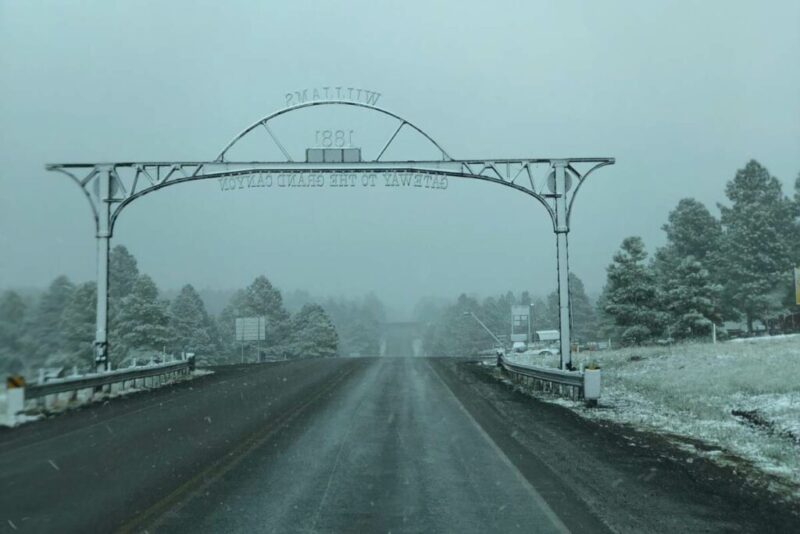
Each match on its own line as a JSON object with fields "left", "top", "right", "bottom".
{"left": 46, "top": 100, "right": 615, "bottom": 371}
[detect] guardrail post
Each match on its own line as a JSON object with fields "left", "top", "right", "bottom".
{"left": 5, "top": 378, "right": 25, "bottom": 426}
{"left": 583, "top": 368, "right": 601, "bottom": 406}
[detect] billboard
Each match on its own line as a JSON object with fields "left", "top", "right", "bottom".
{"left": 235, "top": 317, "right": 266, "bottom": 342}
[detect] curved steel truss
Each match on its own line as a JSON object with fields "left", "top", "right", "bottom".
{"left": 45, "top": 100, "right": 615, "bottom": 372}
{"left": 47, "top": 157, "right": 613, "bottom": 235}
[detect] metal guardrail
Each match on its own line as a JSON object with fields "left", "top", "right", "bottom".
{"left": 25, "top": 357, "right": 195, "bottom": 399}
{"left": 497, "top": 352, "right": 601, "bottom": 404}
{"left": 4, "top": 356, "right": 197, "bottom": 426}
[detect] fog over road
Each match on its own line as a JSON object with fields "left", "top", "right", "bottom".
{"left": 0, "top": 358, "right": 797, "bottom": 533}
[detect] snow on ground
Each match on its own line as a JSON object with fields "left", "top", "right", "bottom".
{"left": 505, "top": 337, "right": 800, "bottom": 499}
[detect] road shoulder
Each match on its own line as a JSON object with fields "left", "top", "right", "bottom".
{"left": 430, "top": 358, "right": 800, "bottom": 533}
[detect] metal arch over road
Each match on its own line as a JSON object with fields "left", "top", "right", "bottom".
{"left": 45, "top": 99, "right": 615, "bottom": 372}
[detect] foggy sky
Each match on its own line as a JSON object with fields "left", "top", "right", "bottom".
{"left": 1, "top": 0, "right": 799, "bottom": 319}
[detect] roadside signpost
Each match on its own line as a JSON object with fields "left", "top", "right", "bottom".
{"left": 510, "top": 305, "right": 531, "bottom": 343}
{"left": 235, "top": 317, "right": 266, "bottom": 363}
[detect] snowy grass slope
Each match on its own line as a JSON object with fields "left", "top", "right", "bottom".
{"left": 507, "top": 337, "right": 800, "bottom": 498}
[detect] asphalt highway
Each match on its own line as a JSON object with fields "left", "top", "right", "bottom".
{"left": 0, "top": 357, "right": 797, "bottom": 533}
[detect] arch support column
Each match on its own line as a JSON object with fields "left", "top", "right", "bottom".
{"left": 95, "top": 169, "right": 112, "bottom": 372}
{"left": 553, "top": 161, "right": 572, "bottom": 371}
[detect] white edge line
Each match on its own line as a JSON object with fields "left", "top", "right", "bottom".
{"left": 426, "top": 360, "right": 572, "bottom": 534}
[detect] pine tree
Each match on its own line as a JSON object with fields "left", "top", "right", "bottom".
{"left": 112, "top": 274, "right": 171, "bottom": 363}
{"left": 109, "top": 245, "right": 140, "bottom": 300}
{"left": 545, "top": 274, "right": 597, "bottom": 342}
{"left": 169, "top": 284, "right": 218, "bottom": 362}
{"left": 653, "top": 198, "right": 724, "bottom": 330}
{"left": 654, "top": 198, "right": 722, "bottom": 285}
{"left": 448, "top": 294, "right": 490, "bottom": 356}
{"left": 531, "top": 296, "right": 554, "bottom": 331}
{"left": 662, "top": 198, "right": 722, "bottom": 262}
{"left": 242, "top": 276, "right": 290, "bottom": 357}
{"left": 604, "top": 237, "right": 666, "bottom": 345}
{"left": 218, "top": 276, "right": 291, "bottom": 360}
{"left": 567, "top": 273, "right": 598, "bottom": 342}
{"left": 0, "top": 290, "right": 29, "bottom": 373}
{"left": 480, "top": 293, "right": 515, "bottom": 344}
{"left": 59, "top": 282, "right": 97, "bottom": 367}
{"left": 719, "top": 160, "right": 796, "bottom": 332}
{"left": 665, "top": 257, "right": 721, "bottom": 339}
{"left": 108, "top": 245, "right": 141, "bottom": 360}
{"left": 30, "top": 275, "right": 75, "bottom": 364}
{"left": 289, "top": 304, "right": 338, "bottom": 358}
{"left": 218, "top": 288, "right": 247, "bottom": 359}
{"left": 595, "top": 286, "right": 618, "bottom": 341}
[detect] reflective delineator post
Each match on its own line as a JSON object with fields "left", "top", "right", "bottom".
{"left": 553, "top": 161, "right": 572, "bottom": 371}
{"left": 95, "top": 169, "right": 112, "bottom": 373}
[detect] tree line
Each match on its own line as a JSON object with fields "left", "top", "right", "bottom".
{"left": 420, "top": 160, "right": 800, "bottom": 353}
{"left": 0, "top": 246, "right": 350, "bottom": 374}
{"left": 601, "top": 159, "right": 800, "bottom": 344}
{"left": 416, "top": 273, "right": 597, "bottom": 356}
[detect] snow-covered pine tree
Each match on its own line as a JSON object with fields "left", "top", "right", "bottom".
{"left": 0, "top": 290, "right": 29, "bottom": 373}
{"left": 217, "top": 276, "right": 292, "bottom": 361}
{"left": 112, "top": 274, "right": 171, "bottom": 363}
{"left": 109, "top": 245, "right": 140, "bottom": 300}
{"left": 662, "top": 198, "right": 722, "bottom": 263}
{"left": 169, "top": 284, "right": 217, "bottom": 362}
{"left": 289, "top": 304, "right": 339, "bottom": 358}
{"left": 242, "top": 276, "right": 291, "bottom": 357}
{"left": 59, "top": 281, "right": 97, "bottom": 367}
{"left": 603, "top": 237, "right": 666, "bottom": 345}
{"left": 665, "top": 257, "right": 721, "bottom": 339}
{"left": 654, "top": 198, "right": 723, "bottom": 286}
{"left": 218, "top": 289, "right": 247, "bottom": 360}
{"left": 108, "top": 245, "right": 142, "bottom": 361}
{"left": 719, "top": 160, "right": 795, "bottom": 333}
{"left": 30, "top": 275, "right": 75, "bottom": 365}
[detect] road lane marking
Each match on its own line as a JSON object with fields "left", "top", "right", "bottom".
{"left": 307, "top": 362, "right": 377, "bottom": 532}
{"left": 116, "top": 362, "right": 362, "bottom": 534}
{"left": 426, "top": 360, "right": 572, "bottom": 534}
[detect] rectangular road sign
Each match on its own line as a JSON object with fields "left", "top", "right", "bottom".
{"left": 795, "top": 267, "right": 800, "bottom": 305}
{"left": 235, "top": 317, "right": 266, "bottom": 341}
